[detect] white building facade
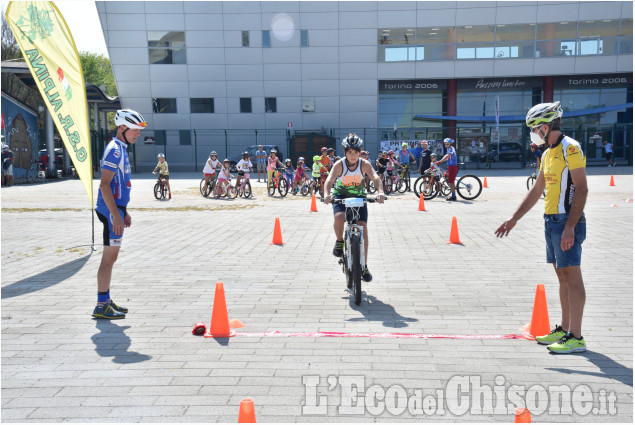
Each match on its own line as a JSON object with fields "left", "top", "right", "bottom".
{"left": 97, "top": 1, "right": 633, "bottom": 170}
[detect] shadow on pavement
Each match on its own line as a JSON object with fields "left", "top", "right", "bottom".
{"left": 546, "top": 351, "right": 633, "bottom": 387}
{"left": 346, "top": 293, "right": 419, "bottom": 328}
{"left": 1, "top": 253, "right": 92, "bottom": 299}
{"left": 92, "top": 320, "right": 152, "bottom": 364}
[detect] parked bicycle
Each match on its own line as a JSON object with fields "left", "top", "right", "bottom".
{"left": 322, "top": 196, "right": 383, "bottom": 306}
{"left": 26, "top": 161, "right": 46, "bottom": 184}
{"left": 268, "top": 167, "right": 288, "bottom": 197}
{"left": 154, "top": 174, "right": 169, "bottom": 200}
{"left": 413, "top": 164, "right": 482, "bottom": 200}
{"left": 200, "top": 173, "right": 218, "bottom": 197}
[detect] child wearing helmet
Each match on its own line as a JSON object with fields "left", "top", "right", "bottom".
{"left": 283, "top": 158, "right": 295, "bottom": 188}
{"left": 215, "top": 159, "right": 234, "bottom": 198}
{"left": 236, "top": 151, "right": 253, "bottom": 190}
{"left": 267, "top": 149, "right": 285, "bottom": 190}
{"left": 292, "top": 157, "right": 308, "bottom": 194}
{"left": 425, "top": 153, "right": 443, "bottom": 180}
{"left": 312, "top": 155, "right": 327, "bottom": 188}
{"left": 152, "top": 153, "right": 171, "bottom": 199}
{"left": 202, "top": 151, "right": 221, "bottom": 196}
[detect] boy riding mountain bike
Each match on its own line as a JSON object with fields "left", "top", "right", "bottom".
{"left": 152, "top": 153, "right": 171, "bottom": 199}
{"left": 324, "top": 134, "right": 385, "bottom": 282}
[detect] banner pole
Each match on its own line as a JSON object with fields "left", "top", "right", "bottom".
{"left": 91, "top": 208, "right": 95, "bottom": 252}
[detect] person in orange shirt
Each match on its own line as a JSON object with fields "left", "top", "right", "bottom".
{"left": 319, "top": 147, "right": 331, "bottom": 187}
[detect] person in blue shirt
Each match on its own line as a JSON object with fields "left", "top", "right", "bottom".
{"left": 93, "top": 109, "right": 147, "bottom": 319}
{"left": 438, "top": 138, "right": 458, "bottom": 201}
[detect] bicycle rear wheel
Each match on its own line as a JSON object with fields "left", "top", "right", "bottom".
{"left": 456, "top": 175, "right": 483, "bottom": 200}
{"left": 420, "top": 176, "right": 439, "bottom": 200}
{"left": 278, "top": 177, "right": 289, "bottom": 197}
{"left": 154, "top": 182, "right": 162, "bottom": 199}
{"left": 440, "top": 180, "right": 451, "bottom": 197}
{"left": 350, "top": 233, "right": 362, "bottom": 305}
{"left": 267, "top": 179, "right": 277, "bottom": 196}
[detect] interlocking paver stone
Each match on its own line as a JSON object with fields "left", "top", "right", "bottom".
{"left": 2, "top": 168, "right": 632, "bottom": 422}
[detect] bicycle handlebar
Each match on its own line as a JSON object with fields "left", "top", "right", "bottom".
{"left": 320, "top": 197, "right": 385, "bottom": 204}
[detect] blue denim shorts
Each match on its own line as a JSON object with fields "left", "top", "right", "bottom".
{"left": 544, "top": 213, "right": 586, "bottom": 268}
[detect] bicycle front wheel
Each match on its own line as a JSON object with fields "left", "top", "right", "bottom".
{"left": 154, "top": 183, "right": 162, "bottom": 199}
{"left": 300, "top": 182, "right": 309, "bottom": 196}
{"left": 456, "top": 175, "right": 483, "bottom": 200}
{"left": 350, "top": 233, "right": 362, "bottom": 305}
{"left": 278, "top": 178, "right": 289, "bottom": 197}
{"left": 367, "top": 180, "right": 377, "bottom": 194}
{"left": 396, "top": 178, "right": 406, "bottom": 194}
{"left": 527, "top": 176, "right": 536, "bottom": 191}
{"left": 227, "top": 185, "right": 238, "bottom": 199}
{"left": 161, "top": 183, "right": 168, "bottom": 199}
{"left": 243, "top": 181, "right": 252, "bottom": 198}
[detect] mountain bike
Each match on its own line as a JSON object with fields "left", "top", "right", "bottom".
{"left": 389, "top": 164, "right": 409, "bottom": 194}
{"left": 414, "top": 165, "right": 482, "bottom": 200}
{"left": 237, "top": 173, "right": 252, "bottom": 198}
{"left": 154, "top": 174, "right": 169, "bottom": 200}
{"left": 200, "top": 173, "right": 218, "bottom": 197}
{"left": 268, "top": 168, "right": 288, "bottom": 197}
{"left": 323, "top": 197, "right": 383, "bottom": 305}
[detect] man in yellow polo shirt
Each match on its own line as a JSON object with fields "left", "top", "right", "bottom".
{"left": 495, "top": 101, "right": 588, "bottom": 354}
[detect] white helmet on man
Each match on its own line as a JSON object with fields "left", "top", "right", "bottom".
{"left": 526, "top": 101, "right": 563, "bottom": 128}
{"left": 114, "top": 109, "right": 147, "bottom": 129}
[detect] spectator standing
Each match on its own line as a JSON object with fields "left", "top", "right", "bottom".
{"left": 255, "top": 145, "right": 267, "bottom": 182}
{"left": 418, "top": 140, "right": 432, "bottom": 175}
{"left": 2, "top": 145, "right": 14, "bottom": 187}
{"left": 602, "top": 140, "right": 615, "bottom": 167}
{"left": 438, "top": 138, "right": 458, "bottom": 201}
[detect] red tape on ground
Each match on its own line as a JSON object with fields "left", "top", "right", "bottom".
{"left": 235, "top": 331, "right": 524, "bottom": 340}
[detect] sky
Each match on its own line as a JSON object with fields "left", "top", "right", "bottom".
{"left": 2, "top": 0, "right": 109, "bottom": 57}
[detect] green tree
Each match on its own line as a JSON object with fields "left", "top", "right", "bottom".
{"left": 79, "top": 52, "right": 118, "bottom": 97}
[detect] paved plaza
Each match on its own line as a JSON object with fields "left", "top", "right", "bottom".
{"left": 1, "top": 167, "right": 633, "bottom": 422}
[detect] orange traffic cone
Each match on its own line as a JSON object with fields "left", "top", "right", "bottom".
{"left": 418, "top": 193, "right": 426, "bottom": 211}
{"left": 610, "top": 175, "right": 615, "bottom": 186}
{"left": 522, "top": 284, "right": 550, "bottom": 340}
{"left": 514, "top": 407, "right": 532, "bottom": 423}
{"left": 269, "top": 217, "right": 285, "bottom": 245}
{"left": 204, "top": 282, "right": 236, "bottom": 338}
{"left": 238, "top": 399, "right": 256, "bottom": 423}
{"left": 310, "top": 194, "right": 318, "bottom": 212}
{"left": 447, "top": 216, "right": 462, "bottom": 244}
{"left": 483, "top": 176, "right": 489, "bottom": 188}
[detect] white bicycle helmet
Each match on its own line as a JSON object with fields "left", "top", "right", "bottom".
{"left": 443, "top": 138, "right": 454, "bottom": 144}
{"left": 114, "top": 109, "right": 147, "bottom": 129}
{"left": 526, "top": 101, "right": 563, "bottom": 128}
{"left": 210, "top": 151, "right": 217, "bottom": 156}
{"left": 157, "top": 153, "right": 165, "bottom": 158}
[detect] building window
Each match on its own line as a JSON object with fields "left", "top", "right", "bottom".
{"left": 240, "top": 98, "right": 252, "bottom": 113}
{"left": 265, "top": 97, "right": 277, "bottom": 113}
{"left": 148, "top": 31, "right": 186, "bottom": 64}
{"left": 152, "top": 98, "right": 177, "bottom": 113}
{"left": 190, "top": 98, "right": 214, "bottom": 113}
{"left": 262, "top": 30, "right": 271, "bottom": 47}
{"left": 179, "top": 130, "right": 191, "bottom": 145}
{"left": 242, "top": 31, "right": 249, "bottom": 47}
{"left": 301, "top": 30, "right": 309, "bottom": 47}
{"left": 153, "top": 130, "right": 166, "bottom": 145}
{"left": 302, "top": 97, "right": 314, "bottom": 113}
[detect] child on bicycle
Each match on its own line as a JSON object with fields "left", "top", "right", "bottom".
{"left": 152, "top": 153, "right": 171, "bottom": 199}
{"left": 312, "top": 155, "right": 327, "bottom": 190}
{"left": 424, "top": 153, "right": 443, "bottom": 180}
{"left": 267, "top": 149, "right": 285, "bottom": 191}
{"left": 283, "top": 158, "right": 295, "bottom": 188}
{"left": 235, "top": 151, "right": 252, "bottom": 190}
{"left": 292, "top": 157, "right": 307, "bottom": 194}
{"left": 202, "top": 151, "right": 221, "bottom": 194}
{"left": 216, "top": 159, "right": 233, "bottom": 197}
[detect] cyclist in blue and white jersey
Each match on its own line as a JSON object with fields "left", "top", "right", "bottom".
{"left": 93, "top": 109, "right": 147, "bottom": 319}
